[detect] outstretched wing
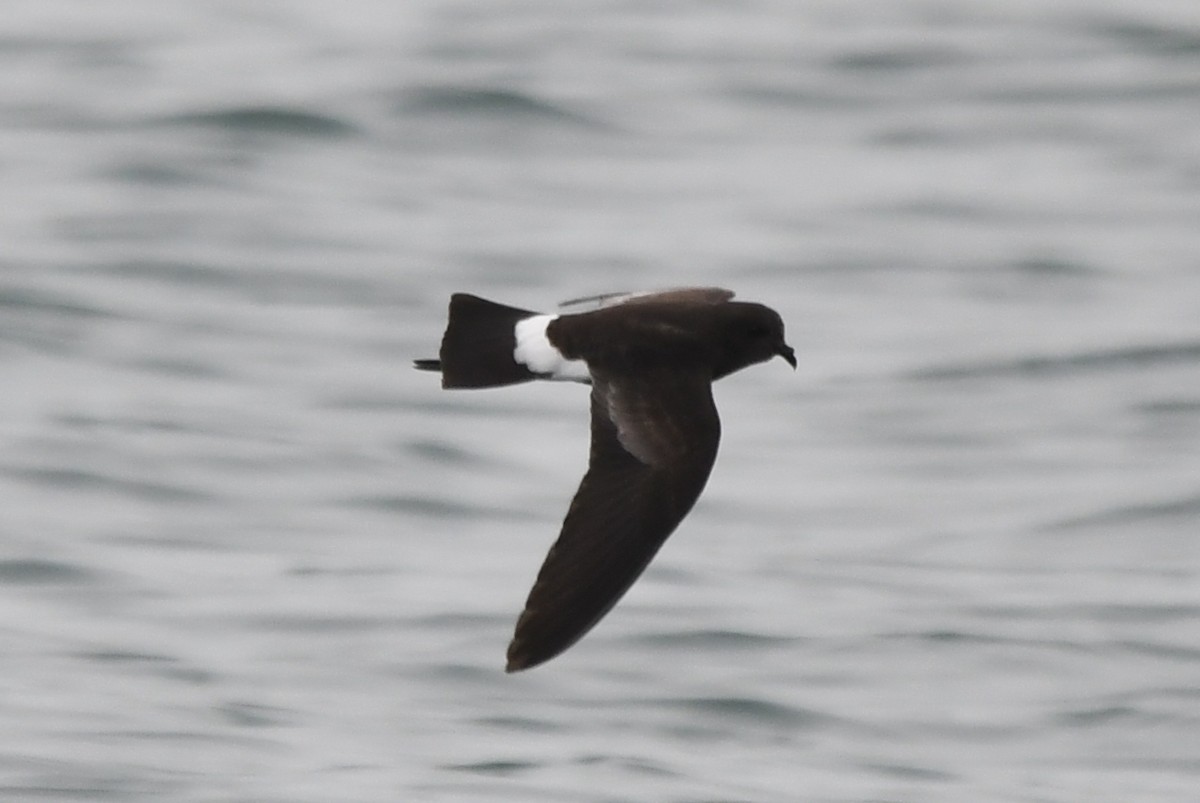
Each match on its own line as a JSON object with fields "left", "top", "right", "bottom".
{"left": 506, "top": 368, "right": 721, "bottom": 671}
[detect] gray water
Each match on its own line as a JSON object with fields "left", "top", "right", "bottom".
{"left": 3, "top": 2, "right": 1199, "bottom": 801}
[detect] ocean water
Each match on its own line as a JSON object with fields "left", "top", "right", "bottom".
{"left": 2, "top": 1, "right": 1199, "bottom": 801}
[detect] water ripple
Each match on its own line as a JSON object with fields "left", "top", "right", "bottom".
{"left": 157, "top": 105, "right": 360, "bottom": 139}
{"left": 396, "top": 85, "right": 614, "bottom": 131}
{"left": 1044, "top": 493, "right": 1200, "bottom": 530}
{"left": 338, "top": 492, "right": 528, "bottom": 520}
{"left": 0, "top": 558, "right": 94, "bottom": 585}
{"left": 909, "top": 339, "right": 1200, "bottom": 381}
{"left": 9, "top": 466, "right": 214, "bottom": 504}
{"left": 657, "top": 695, "right": 829, "bottom": 729}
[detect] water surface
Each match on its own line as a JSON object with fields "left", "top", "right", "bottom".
{"left": 2, "top": 2, "right": 1198, "bottom": 801}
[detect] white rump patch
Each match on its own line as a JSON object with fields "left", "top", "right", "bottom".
{"left": 513, "top": 315, "right": 589, "bottom": 382}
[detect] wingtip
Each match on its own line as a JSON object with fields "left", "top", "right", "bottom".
{"left": 505, "top": 634, "right": 556, "bottom": 673}
{"left": 504, "top": 645, "right": 531, "bottom": 673}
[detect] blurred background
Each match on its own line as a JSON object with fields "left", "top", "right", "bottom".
{"left": 2, "top": 1, "right": 1198, "bottom": 801}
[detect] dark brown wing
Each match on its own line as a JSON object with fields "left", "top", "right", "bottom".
{"left": 505, "top": 368, "right": 721, "bottom": 672}
{"left": 558, "top": 287, "right": 734, "bottom": 311}
{"left": 617, "top": 287, "right": 734, "bottom": 307}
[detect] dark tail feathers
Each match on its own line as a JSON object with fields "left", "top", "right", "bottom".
{"left": 414, "top": 293, "right": 543, "bottom": 388}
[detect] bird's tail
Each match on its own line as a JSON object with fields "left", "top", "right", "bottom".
{"left": 414, "top": 293, "right": 543, "bottom": 388}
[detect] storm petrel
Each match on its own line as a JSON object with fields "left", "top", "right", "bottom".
{"left": 415, "top": 288, "right": 795, "bottom": 671}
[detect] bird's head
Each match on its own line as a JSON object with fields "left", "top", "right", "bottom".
{"left": 713, "top": 303, "right": 796, "bottom": 380}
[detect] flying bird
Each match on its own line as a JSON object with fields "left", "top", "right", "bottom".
{"left": 415, "top": 288, "right": 795, "bottom": 671}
